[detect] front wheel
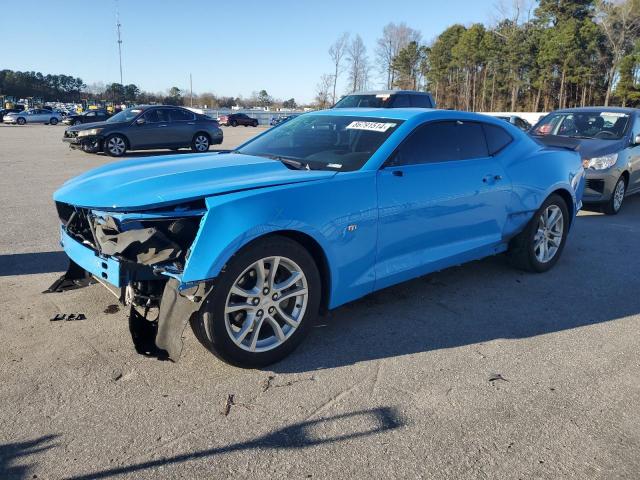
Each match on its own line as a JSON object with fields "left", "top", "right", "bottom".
{"left": 230, "top": 120, "right": 238, "bottom": 127}
{"left": 16, "top": 117, "right": 26, "bottom": 125}
{"left": 508, "top": 194, "right": 569, "bottom": 273}
{"left": 191, "top": 133, "right": 210, "bottom": 152}
{"left": 191, "top": 236, "right": 321, "bottom": 367}
{"left": 104, "top": 134, "right": 127, "bottom": 157}
{"left": 50, "top": 117, "right": 58, "bottom": 125}
{"left": 603, "top": 176, "right": 626, "bottom": 215}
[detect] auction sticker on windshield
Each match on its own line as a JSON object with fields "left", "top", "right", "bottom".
{"left": 346, "top": 121, "right": 397, "bottom": 132}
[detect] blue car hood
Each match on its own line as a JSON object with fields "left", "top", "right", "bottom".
{"left": 54, "top": 153, "right": 337, "bottom": 210}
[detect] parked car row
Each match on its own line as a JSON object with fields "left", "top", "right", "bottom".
{"left": 3, "top": 108, "right": 63, "bottom": 125}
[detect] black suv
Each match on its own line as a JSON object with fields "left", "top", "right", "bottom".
{"left": 333, "top": 90, "right": 436, "bottom": 109}
{"left": 63, "top": 109, "right": 111, "bottom": 126}
{"left": 63, "top": 105, "right": 223, "bottom": 156}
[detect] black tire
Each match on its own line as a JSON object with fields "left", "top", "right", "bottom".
{"left": 50, "top": 117, "right": 58, "bottom": 125}
{"left": 230, "top": 120, "right": 238, "bottom": 127}
{"left": 602, "top": 175, "right": 626, "bottom": 215}
{"left": 252, "top": 121, "right": 258, "bottom": 127}
{"left": 508, "top": 193, "right": 569, "bottom": 273}
{"left": 104, "top": 134, "right": 127, "bottom": 157}
{"left": 16, "top": 117, "right": 26, "bottom": 125}
{"left": 191, "top": 133, "right": 210, "bottom": 153}
{"left": 191, "top": 235, "right": 321, "bottom": 367}
{"left": 73, "top": 120, "right": 81, "bottom": 126}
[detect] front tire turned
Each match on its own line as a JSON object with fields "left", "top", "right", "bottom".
{"left": 508, "top": 193, "right": 569, "bottom": 273}
{"left": 603, "top": 176, "right": 626, "bottom": 215}
{"left": 191, "top": 236, "right": 321, "bottom": 367}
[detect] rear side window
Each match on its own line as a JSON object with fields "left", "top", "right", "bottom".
{"left": 482, "top": 123, "right": 513, "bottom": 155}
{"left": 397, "top": 120, "right": 489, "bottom": 165}
{"left": 409, "top": 95, "right": 433, "bottom": 108}
{"left": 169, "top": 108, "right": 195, "bottom": 121}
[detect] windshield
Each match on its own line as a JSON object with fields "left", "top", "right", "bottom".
{"left": 334, "top": 94, "right": 394, "bottom": 108}
{"left": 236, "top": 114, "right": 403, "bottom": 171}
{"left": 107, "top": 107, "right": 143, "bottom": 123}
{"left": 531, "top": 111, "right": 630, "bottom": 140}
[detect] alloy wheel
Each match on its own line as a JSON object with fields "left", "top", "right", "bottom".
{"left": 224, "top": 256, "right": 308, "bottom": 353}
{"left": 194, "top": 135, "right": 209, "bottom": 152}
{"left": 107, "top": 137, "right": 126, "bottom": 155}
{"left": 613, "top": 179, "right": 625, "bottom": 212}
{"left": 533, "top": 205, "right": 564, "bottom": 263}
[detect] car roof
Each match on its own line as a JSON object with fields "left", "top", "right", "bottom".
{"left": 344, "top": 90, "right": 431, "bottom": 96}
{"left": 553, "top": 106, "right": 639, "bottom": 114}
{"left": 311, "top": 108, "right": 506, "bottom": 123}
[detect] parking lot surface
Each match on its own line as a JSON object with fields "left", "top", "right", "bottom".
{"left": 1, "top": 124, "right": 639, "bottom": 479}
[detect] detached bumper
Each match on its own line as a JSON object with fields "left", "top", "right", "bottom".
{"left": 63, "top": 134, "right": 101, "bottom": 150}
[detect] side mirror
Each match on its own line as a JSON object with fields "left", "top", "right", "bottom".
{"left": 135, "top": 117, "right": 146, "bottom": 125}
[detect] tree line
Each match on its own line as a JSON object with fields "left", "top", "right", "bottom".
{"left": 317, "top": 0, "right": 640, "bottom": 111}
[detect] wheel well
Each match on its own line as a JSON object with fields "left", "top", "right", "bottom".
{"left": 263, "top": 230, "right": 331, "bottom": 313}
{"left": 194, "top": 131, "right": 211, "bottom": 142}
{"left": 621, "top": 171, "right": 629, "bottom": 186}
{"left": 551, "top": 188, "right": 574, "bottom": 219}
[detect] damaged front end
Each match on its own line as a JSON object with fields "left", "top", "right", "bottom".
{"left": 46, "top": 200, "right": 211, "bottom": 361}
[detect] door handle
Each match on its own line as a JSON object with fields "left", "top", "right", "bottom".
{"left": 392, "top": 170, "right": 404, "bottom": 177}
{"left": 158, "top": 124, "right": 168, "bottom": 127}
{"left": 187, "top": 122, "right": 195, "bottom": 125}
{"left": 482, "top": 174, "right": 502, "bottom": 183}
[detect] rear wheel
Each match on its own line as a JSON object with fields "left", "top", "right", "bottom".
{"left": 191, "top": 133, "right": 210, "bottom": 152}
{"left": 16, "top": 117, "right": 26, "bottom": 125}
{"left": 50, "top": 117, "right": 58, "bottom": 125}
{"left": 230, "top": 120, "right": 238, "bottom": 127}
{"left": 603, "top": 176, "right": 626, "bottom": 215}
{"left": 508, "top": 194, "right": 569, "bottom": 273}
{"left": 104, "top": 134, "right": 127, "bottom": 157}
{"left": 191, "top": 236, "right": 321, "bottom": 367}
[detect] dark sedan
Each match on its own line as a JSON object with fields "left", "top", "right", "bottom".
{"left": 63, "top": 105, "right": 223, "bottom": 156}
{"left": 218, "top": 113, "right": 258, "bottom": 127}
{"left": 63, "top": 109, "right": 111, "bottom": 126}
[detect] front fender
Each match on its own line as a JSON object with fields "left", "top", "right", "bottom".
{"left": 182, "top": 172, "right": 379, "bottom": 309}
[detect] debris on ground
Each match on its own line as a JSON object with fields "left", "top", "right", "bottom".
{"left": 488, "top": 373, "right": 509, "bottom": 383}
{"left": 222, "top": 394, "right": 235, "bottom": 416}
{"left": 262, "top": 375, "right": 276, "bottom": 392}
{"left": 103, "top": 304, "right": 120, "bottom": 314}
{"left": 50, "top": 313, "right": 87, "bottom": 322}
{"left": 110, "top": 368, "right": 123, "bottom": 382}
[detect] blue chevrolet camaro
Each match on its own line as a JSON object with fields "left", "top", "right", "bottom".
{"left": 49, "top": 108, "right": 585, "bottom": 366}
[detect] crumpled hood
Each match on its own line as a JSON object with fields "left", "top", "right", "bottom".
{"left": 54, "top": 153, "right": 337, "bottom": 210}
{"left": 574, "top": 138, "right": 627, "bottom": 159}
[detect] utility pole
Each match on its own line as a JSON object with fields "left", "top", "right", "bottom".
{"left": 190, "top": 73, "right": 193, "bottom": 107}
{"left": 116, "top": 8, "right": 123, "bottom": 85}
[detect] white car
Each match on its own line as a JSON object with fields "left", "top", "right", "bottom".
{"left": 3, "top": 109, "right": 63, "bottom": 125}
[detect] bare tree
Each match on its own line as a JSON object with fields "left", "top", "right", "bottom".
{"left": 595, "top": 0, "right": 640, "bottom": 105}
{"left": 329, "top": 33, "right": 350, "bottom": 104}
{"left": 315, "top": 74, "right": 334, "bottom": 109}
{"left": 347, "top": 35, "right": 369, "bottom": 92}
{"left": 376, "top": 22, "right": 421, "bottom": 89}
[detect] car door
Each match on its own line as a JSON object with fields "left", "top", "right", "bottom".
{"left": 628, "top": 114, "right": 640, "bottom": 193}
{"left": 375, "top": 120, "right": 511, "bottom": 290}
{"left": 83, "top": 111, "right": 98, "bottom": 124}
{"left": 167, "top": 108, "right": 196, "bottom": 145}
{"left": 127, "top": 108, "right": 170, "bottom": 149}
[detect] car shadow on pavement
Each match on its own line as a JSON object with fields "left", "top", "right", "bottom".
{"left": 0, "top": 435, "right": 58, "bottom": 480}
{"left": 0, "top": 251, "right": 68, "bottom": 277}
{"left": 65, "top": 408, "right": 403, "bottom": 480}
{"left": 271, "top": 195, "right": 640, "bottom": 374}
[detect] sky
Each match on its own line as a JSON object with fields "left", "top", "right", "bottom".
{"left": 2, "top": 0, "right": 501, "bottom": 103}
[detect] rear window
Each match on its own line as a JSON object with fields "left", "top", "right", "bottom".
{"left": 482, "top": 124, "right": 513, "bottom": 155}
{"left": 334, "top": 94, "right": 393, "bottom": 108}
{"left": 409, "top": 95, "right": 433, "bottom": 108}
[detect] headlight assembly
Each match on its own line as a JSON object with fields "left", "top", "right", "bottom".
{"left": 77, "top": 128, "right": 103, "bottom": 137}
{"left": 583, "top": 153, "right": 618, "bottom": 170}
